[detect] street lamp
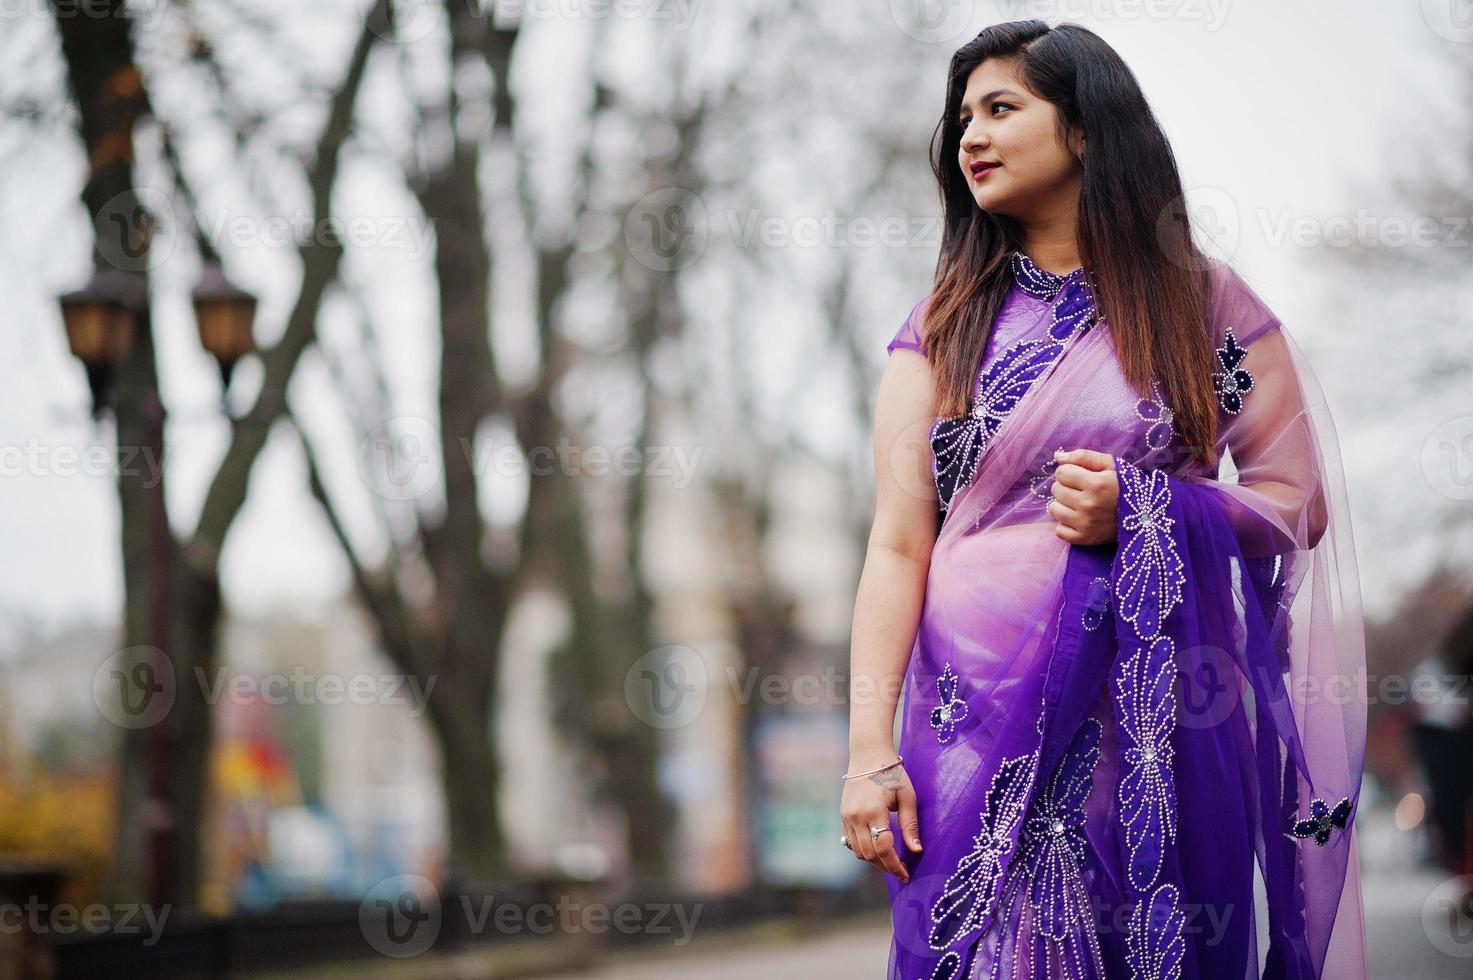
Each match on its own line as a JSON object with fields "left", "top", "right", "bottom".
{"left": 58, "top": 267, "right": 144, "bottom": 418}
{"left": 192, "top": 262, "right": 256, "bottom": 392}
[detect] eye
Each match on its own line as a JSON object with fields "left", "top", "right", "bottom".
{"left": 990, "top": 102, "right": 1014, "bottom": 115}
{"left": 958, "top": 115, "right": 971, "bottom": 128}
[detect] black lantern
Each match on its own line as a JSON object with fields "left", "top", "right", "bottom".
{"left": 192, "top": 262, "right": 256, "bottom": 392}
{"left": 58, "top": 268, "right": 143, "bottom": 417}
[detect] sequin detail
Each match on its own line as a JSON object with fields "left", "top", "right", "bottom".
{"left": 929, "top": 257, "right": 1098, "bottom": 512}
{"left": 930, "top": 663, "right": 969, "bottom": 744}
{"left": 1212, "top": 326, "right": 1254, "bottom": 415}
{"left": 1082, "top": 576, "right": 1111, "bottom": 632}
{"left": 1125, "top": 883, "right": 1187, "bottom": 980}
{"left": 1135, "top": 379, "right": 1175, "bottom": 454}
{"left": 927, "top": 950, "right": 964, "bottom": 980}
{"left": 1289, "top": 795, "right": 1353, "bottom": 846}
{"left": 1115, "top": 635, "right": 1179, "bottom": 891}
{"left": 927, "top": 749, "right": 1039, "bottom": 950}
{"left": 981, "top": 717, "right": 1109, "bottom": 979}
{"left": 1113, "top": 463, "right": 1185, "bottom": 640}
{"left": 1111, "top": 457, "right": 1188, "bottom": 980}
{"left": 1014, "top": 717, "right": 1104, "bottom": 940}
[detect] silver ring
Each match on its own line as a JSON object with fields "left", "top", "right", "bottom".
{"left": 870, "top": 824, "right": 890, "bottom": 840}
{"left": 840, "top": 834, "right": 850, "bottom": 847}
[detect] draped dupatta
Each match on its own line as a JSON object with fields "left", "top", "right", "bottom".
{"left": 884, "top": 259, "right": 1367, "bottom": 980}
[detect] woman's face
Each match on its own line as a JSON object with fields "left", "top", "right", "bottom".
{"left": 956, "top": 58, "right": 1083, "bottom": 224}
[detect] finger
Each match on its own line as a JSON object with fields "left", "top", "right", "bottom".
{"left": 853, "top": 822, "right": 878, "bottom": 863}
{"left": 1047, "top": 497, "right": 1084, "bottom": 527}
{"left": 1050, "top": 480, "right": 1088, "bottom": 510}
{"left": 1051, "top": 461, "right": 1095, "bottom": 491}
{"left": 1054, "top": 448, "right": 1115, "bottom": 472}
{"left": 871, "top": 828, "right": 910, "bottom": 882}
{"left": 1054, "top": 521, "right": 1085, "bottom": 544}
{"left": 896, "top": 787, "right": 924, "bottom": 853}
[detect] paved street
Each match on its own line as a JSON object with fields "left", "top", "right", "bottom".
{"left": 538, "top": 803, "right": 1468, "bottom": 980}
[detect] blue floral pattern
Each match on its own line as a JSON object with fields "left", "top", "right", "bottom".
{"left": 973, "top": 716, "right": 1109, "bottom": 979}
{"left": 1111, "top": 457, "right": 1188, "bottom": 980}
{"left": 1135, "top": 379, "right": 1175, "bottom": 455}
{"left": 1113, "top": 462, "right": 1184, "bottom": 640}
{"left": 930, "top": 663, "right": 969, "bottom": 744}
{"left": 1289, "top": 795, "right": 1353, "bottom": 846}
{"left": 928, "top": 748, "right": 1039, "bottom": 950}
{"left": 1125, "top": 883, "right": 1187, "bottom": 980}
{"left": 1082, "top": 575, "right": 1111, "bottom": 632}
{"left": 1115, "top": 635, "right": 1179, "bottom": 892}
{"left": 926, "top": 950, "right": 963, "bottom": 980}
{"left": 928, "top": 252, "right": 1099, "bottom": 513}
{"left": 1016, "top": 717, "right": 1103, "bottom": 940}
{"left": 1212, "top": 326, "right": 1254, "bottom": 415}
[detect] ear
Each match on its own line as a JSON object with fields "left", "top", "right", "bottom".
{"left": 1068, "top": 127, "right": 1086, "bottom": 163}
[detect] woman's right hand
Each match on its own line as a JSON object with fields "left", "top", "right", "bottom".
{"left": 839, "top": 752, "right": 922, "bottom": 883}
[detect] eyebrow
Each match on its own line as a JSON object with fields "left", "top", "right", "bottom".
{"left": 959, "top": 88, "right": 1024, "bottom": 114}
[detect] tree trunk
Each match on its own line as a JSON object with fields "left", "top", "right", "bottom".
{"left": 426, "top": 686, "right": 506, "bottom": 884}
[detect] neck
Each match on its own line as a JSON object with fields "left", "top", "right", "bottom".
{"left": 1020, "top": 209, "right": 1082, "bottom": 275}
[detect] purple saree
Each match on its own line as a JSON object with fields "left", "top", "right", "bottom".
{"left": 881, "top": 253, "right": 1367, "bottom": 979}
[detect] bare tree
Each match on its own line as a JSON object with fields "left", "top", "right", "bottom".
{"left": 50, "top": 0, "right": 392, "bottom": 904}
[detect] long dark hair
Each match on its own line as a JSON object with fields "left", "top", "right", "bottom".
{"left": 922, "top": 20, "right": 1219, "bottom": 466}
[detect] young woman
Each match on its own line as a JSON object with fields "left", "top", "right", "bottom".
{"left": 841, "top": 20, "right": 1368, "bottom": 980}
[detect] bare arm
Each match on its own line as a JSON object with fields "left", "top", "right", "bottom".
{"left": 848, "top": 347, "right": 939, "bottom": 759}
{"left": 838, "top": 346, "right": 939, "bottom": 882}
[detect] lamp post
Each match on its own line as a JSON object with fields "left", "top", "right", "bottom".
{"left": 56, "top": 256, "right": 256, "bottom": 907}
{"left": 57, "top": 267, "right": 145, "bottom": 417}
{"left": 192, "top": 262, "right": 257, "bottom": 395}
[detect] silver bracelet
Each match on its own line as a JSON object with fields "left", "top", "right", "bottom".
{"left": 841, "top": 754, "right": 903, "bottom": 781}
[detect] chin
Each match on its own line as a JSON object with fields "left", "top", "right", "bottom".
{"left": 972, "top": 191, "right": 1014, "bottom": 216}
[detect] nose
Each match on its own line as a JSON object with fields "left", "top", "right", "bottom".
{"left": 960, "top": 119, "right": 987, "bottom": 154}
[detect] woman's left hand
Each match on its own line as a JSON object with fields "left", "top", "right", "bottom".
{"left": 1048, "top": 449, "right": 1119, "bottom": 546}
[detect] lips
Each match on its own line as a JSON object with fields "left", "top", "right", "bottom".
{"left": 971, "top": 161, "right": 1000, "bottom": 178}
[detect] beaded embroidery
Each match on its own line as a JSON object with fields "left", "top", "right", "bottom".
{"left": 928, "top": 252, "right": 1099, "bottom": 513}
{"left": 1082, "top": 575, "right": 1111, "bottom": 632}
{"left": 1029, "top": 445, "right": 1066, "bottom": 505}
{"left": 971, "top": 715, "right": 1108, "bottom": 979}
{"left": 1135, "top": 379, "right": 1175, "bottom": 454}
{"left": 1012, "top": 250, "right": 1074, "bottom": 299}
{"left": 1125, "top": 883, "right": 1187, "bottom": 980}
{"left": 927, "top": 950, "right": 963, "bottom": 980}
{"left": 1211, "top": 326, "right": 1255, "bottom": 415}
{"left": 1115, "top": 635, "right": 1179, "bottom": 891}
{"left": 1111, "top": 457, "right": 1188, "bottom": 980}
{"left": 930, "top": 663, "right": 969, "bottom": 744}
{"left": 1288, "top": 795, "right": 1353, "bottom": 846}
{"left": 928, "top": 748, "right": 1039, "bottom": 950}
{"left": 1014, "top": 717, "right": 1103, "bottom": 940}
{"left": 1113, "top": 462, "right": 1185, "bottom": 640}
